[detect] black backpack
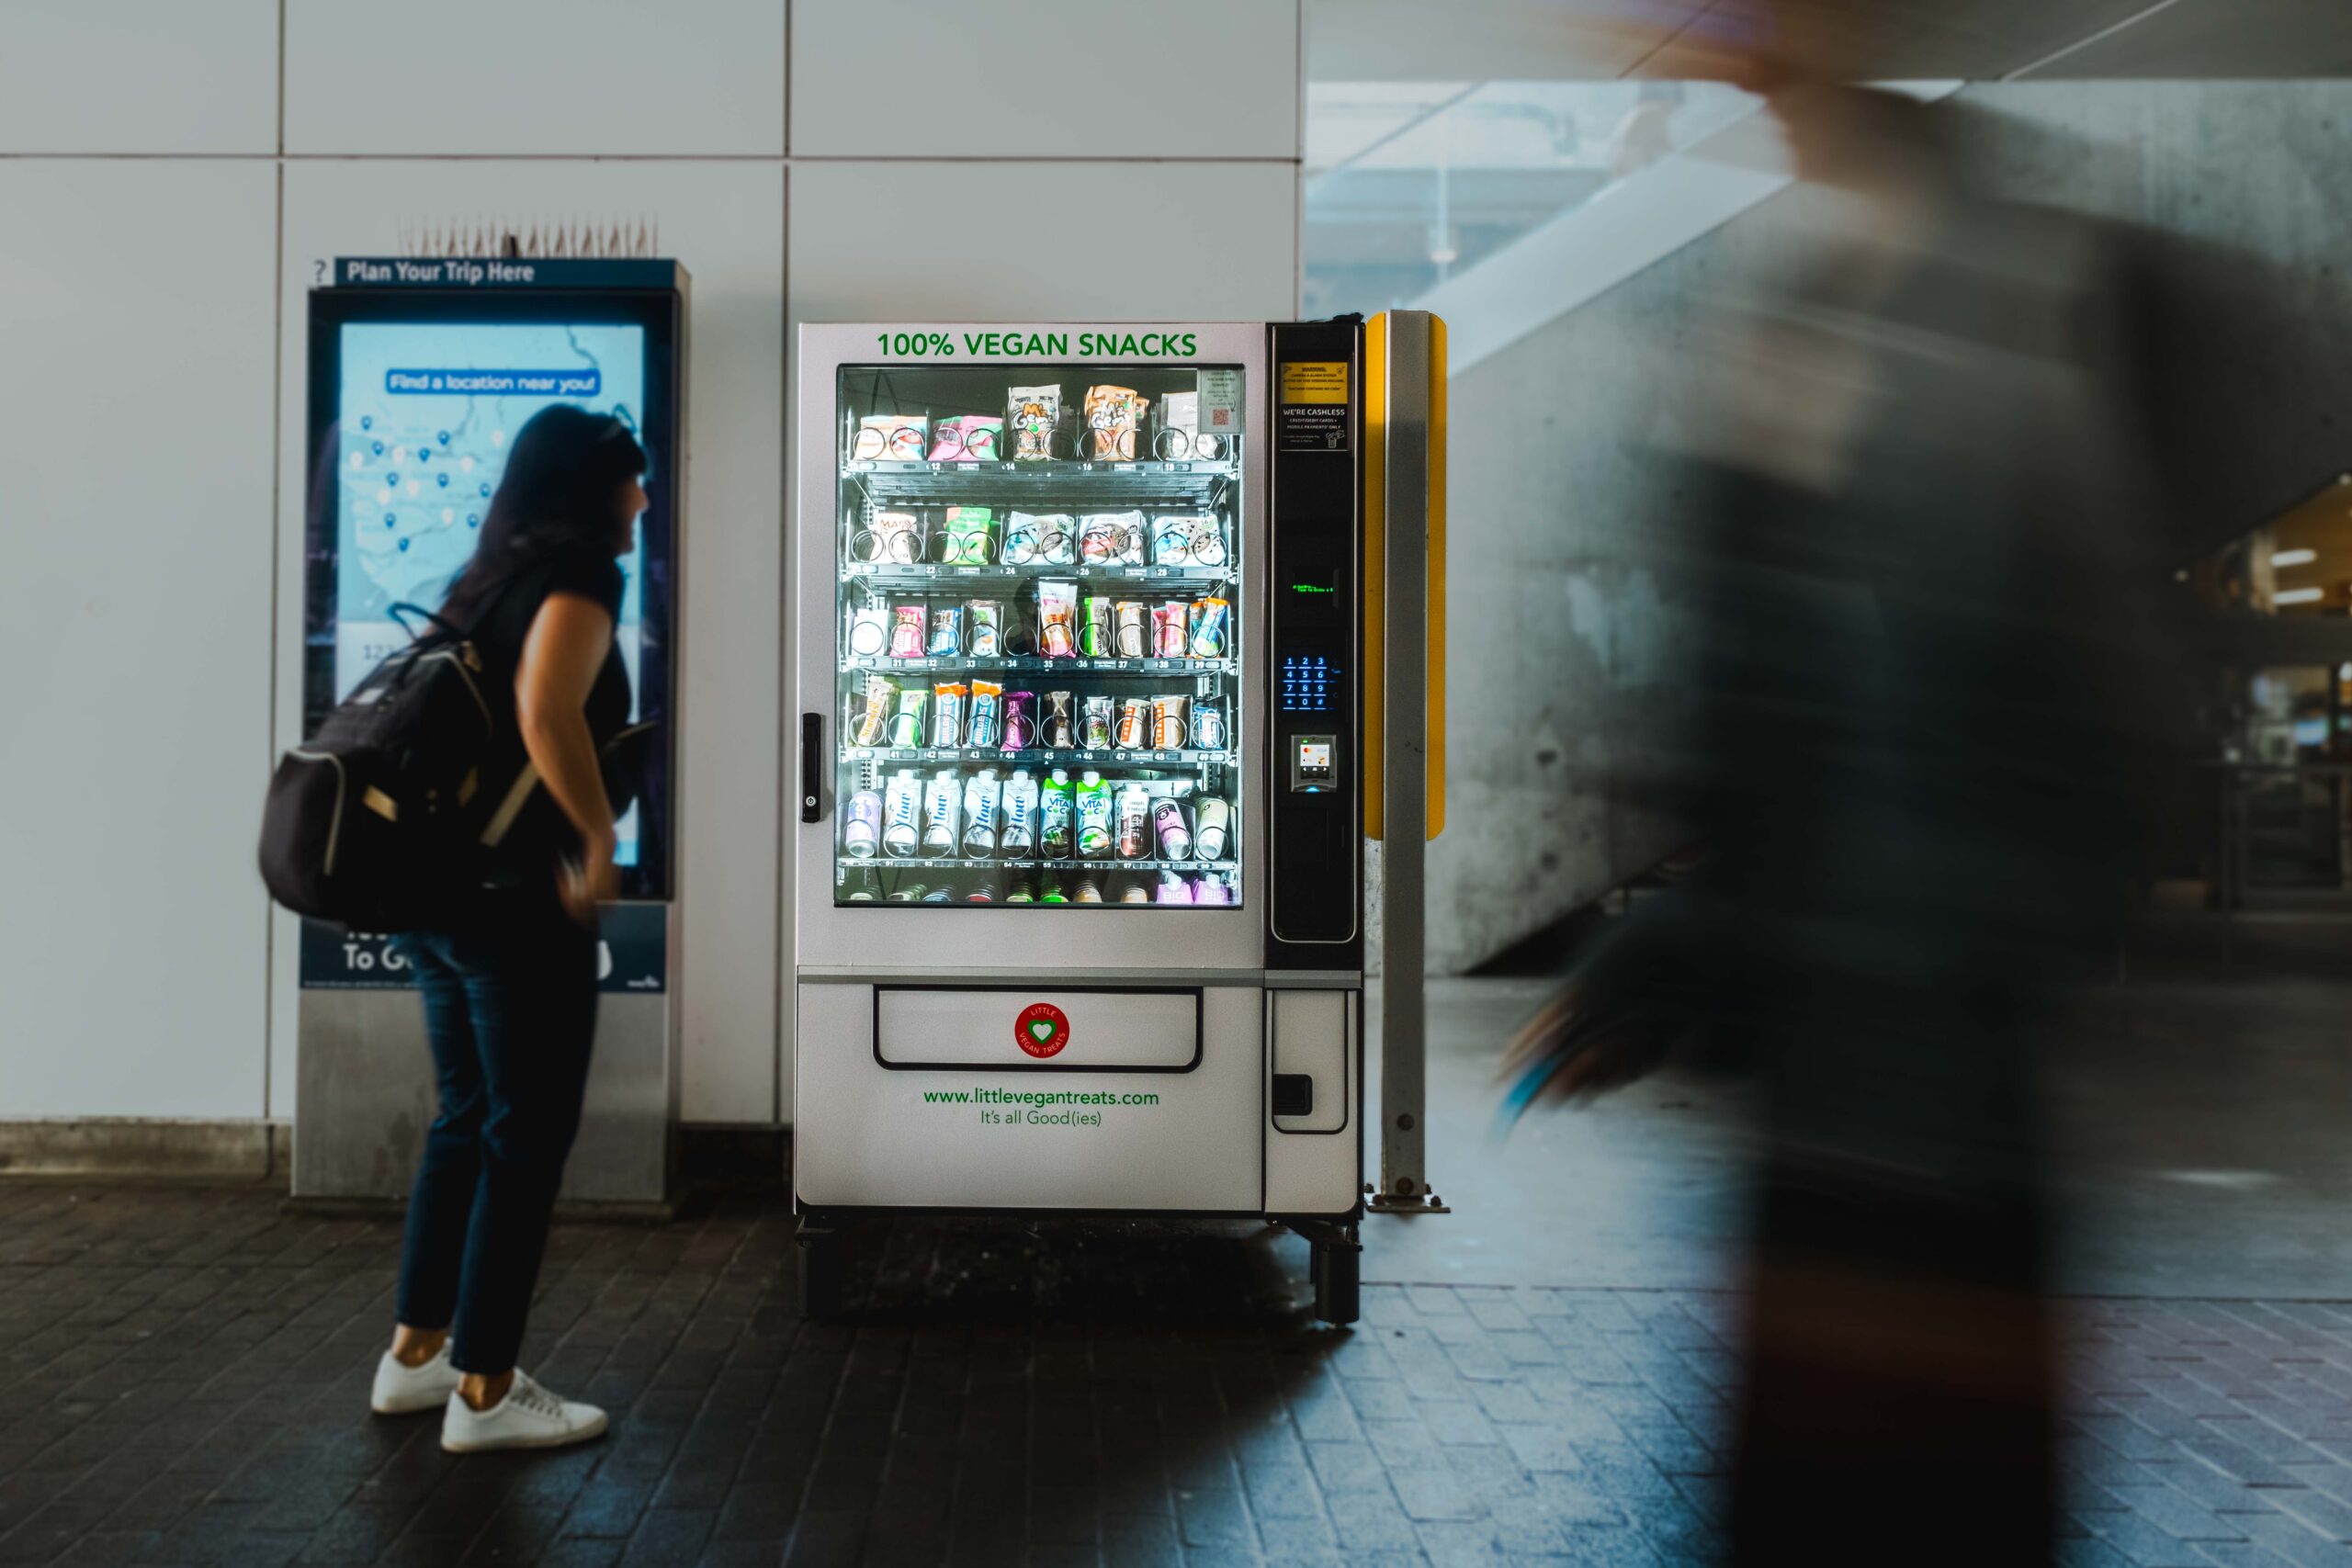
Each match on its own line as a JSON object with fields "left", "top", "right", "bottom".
{"left": 258, "top": 602, "right": 534, "bottom": 931}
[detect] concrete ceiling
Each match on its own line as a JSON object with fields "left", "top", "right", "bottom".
{"left": 1306, "top": 0, "right": 2352, "bottom": 80}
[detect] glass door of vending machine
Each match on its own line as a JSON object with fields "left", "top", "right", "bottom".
{"left": 794, "top": 327, "right": 1269, "bottom": 977}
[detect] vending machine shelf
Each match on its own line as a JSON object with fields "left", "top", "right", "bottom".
{"left": 844, "top": 855, "right": 1230, "bottom": 874}
{"left": 842, "top": 656, "right": 1235, "bottom": 676}
{"left": 843, "top": 458, "right": 1237, "bottom": 502}
{"left": 843, "top": 747, "right": 1236, "bottom": 767}
{"left": 844, "top": 563, "right": 1234, "bottom": 587}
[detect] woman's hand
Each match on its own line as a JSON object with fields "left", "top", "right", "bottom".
{"left": 559, "top": 833, "right": 620, "bottom": 929}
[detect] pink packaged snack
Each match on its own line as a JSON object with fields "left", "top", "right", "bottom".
{"left": 927, "top": 415, "right": 1002, "bottom": 463}
{"left": 1001, "top": 690, "right": 1038, "bottom": 750}
{"left": 888, "top": 604, "right": 927, "bottom": 659}
{"left": 1152, "top": 602, "right": 1188, "bottom": 659}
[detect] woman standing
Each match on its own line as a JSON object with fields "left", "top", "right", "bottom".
{"left": 366, "top": 404, "right": 645, "bottom": 1452}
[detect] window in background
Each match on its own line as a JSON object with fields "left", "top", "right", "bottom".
{"left": 1303, "top": 80, "right": 1763, "bottom": 319}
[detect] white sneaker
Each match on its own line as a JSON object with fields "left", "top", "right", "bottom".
{"left": 440, "top": 1370, "right": 608, "bottom": 1454}
{"left": 371, "top": 1341, "right": 460, "bottom": 1416}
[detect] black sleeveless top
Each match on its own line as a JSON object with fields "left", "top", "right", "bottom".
{"left": 461, "top": 547, "right": 633, "bottom": 921}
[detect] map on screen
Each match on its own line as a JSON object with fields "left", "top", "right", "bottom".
{"left": 336, "top": 321, "right": 649, "bottom": 863}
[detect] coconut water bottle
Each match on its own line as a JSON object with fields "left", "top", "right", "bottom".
{"left": 1041, "top": 769, "right": 1074, "bottom": 858}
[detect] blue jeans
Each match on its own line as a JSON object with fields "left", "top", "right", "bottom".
{"left": 391, "top": 919, "right": 598, "bottom": 1375}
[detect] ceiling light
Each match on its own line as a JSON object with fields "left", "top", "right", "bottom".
{"left": 2275, "top": 587, "right": 2325, "bottom": 605}
{"left": 2272, "top": 549, "right": 2318, "bottom": 568}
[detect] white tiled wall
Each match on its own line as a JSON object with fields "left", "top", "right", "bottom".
{"left": 0, "top": 0, "right": 279, "bottom": 154}
{"left": 4, "top": 0, "right": 1302, "bottom": 1133}
{"left": 0, "top": 160, "right": 279, "bottom": 1117}
{"left": 790, "top": 0, "right": 1300, "bottom": 159}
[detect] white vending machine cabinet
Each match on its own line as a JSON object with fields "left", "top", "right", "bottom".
{"left": 793, "top": 320, "right": 1430, "bottom": 1323}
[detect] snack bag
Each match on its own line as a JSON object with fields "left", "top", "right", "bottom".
{"left": 1115, "top": 697, "right": 1148, "bottom": 750}
{"left": 870, "top": 510, "right": 922, "bottom": 561}
{"left": 932, "top": 682, "right": 968, "bottom": 748}
{"left": 928, "top": 415, "right": 1002, "bottom": 463}
{"left": 1156, "top": 390, "right": 1198, "bottom": 459}
{"left": 888, "top": 604, "right": 927, "bottom": 660}
{"left": 1191, "top": 700, "right": 1227, "bottom": 750}
{"left": 854, "top": 415, "right": 928, "bottom": 462}
{"left": 968, "top": 680, "right": 1003, "bottom": 749}
{"left": 927, "top": 604, "right": 964, "bottom": 657}
{"left": 1044, "top": 691, "right": 1076, "bottom": 750}
{"left": 1152, "top": 603, "right": 1188, "bottom": 659}
{"left": 1114, "top": 602, "right": 1148, "bottom": 659}
{"left": 1188, "top": 597, "right": 1230, "bottom": 660}
{"left": 943, "top": 505, "right": 995, "bottom": 566}
{"left": 1080, "top": 595, "right": 1114, "bottom": 659}
{"left": 1083, "top": 386, "right": 1145, "bottom": 460}
{"left": 967, "top": 601, "right": 1002, "bottom": 658}
{"left": 1152, "top": 694, "right": 1188, "bottom": 750}
{"left": 1080, "top": 510, "right": 1145, "bottom": 565}
{"left": 1006, "top": 510, "right": 1075, "bottom": 567}
{"left": 1151, "top": 514, "right": 1211, "bottom": 566}
{"left": 1037, "top": 581, "right": 1079, "bottom": 659}
{"left": 847, "top": 598, "right": 890, "bottom": 658}
{"left": 888, "top": 687, "right": 929, "bottom": 750}
{"left": 1002, "top": 689, "right": 1038, "bottom": 750}
{"left": 1080, "top": 694, "right": 1113, "bottom": 750}
{"left": 853, "top": 674, "right": 897, "bottom": 747}
{"left": 1008, "top": 385, "right": 1060, "bottom": 461}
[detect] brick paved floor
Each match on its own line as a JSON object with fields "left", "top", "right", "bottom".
{"left": 6, "top": 1186, "right": 2352, "bottom": 1566}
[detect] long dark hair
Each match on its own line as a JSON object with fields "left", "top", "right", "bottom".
{"left": 440, "top": 403, "right": 647, "bottom": 627}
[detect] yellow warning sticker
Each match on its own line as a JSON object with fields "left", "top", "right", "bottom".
{"left": 1280, "top": 361, "right": 1350, "bottom": 405}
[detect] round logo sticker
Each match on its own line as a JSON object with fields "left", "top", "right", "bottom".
{"left": 1014, "top": 1001, "right": 1070, "bottom": 1059}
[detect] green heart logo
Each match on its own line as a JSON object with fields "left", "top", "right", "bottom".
{"left": 1027, "top": 1020, "right": 1056, "bottom": 1045}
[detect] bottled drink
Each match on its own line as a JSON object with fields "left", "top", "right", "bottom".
{"left": 1115, "top": 783, "right": 1151, "bottom": 860}
{"left": 960, "top": 770, "right": 1001, "bottom": 857}
{"left": 1001, "top": 770, "right": 1038, "bottom": 855}
{"left": 1152, "top": 798, "right": 1191, "bottom": 860}
{"left": 882, "top": 770, "right": 922, "bottom": 857}
{"left": 843, "top": 789, "right": 883, "bottom": 858}
{"left": 1040, "top": 769, "right": 1074, "bottom": 858}
{"left": 922, "top": 769, "right": 961, "bottom": 857}
{"left": 1076, "top": 771, "right": 1114, "bottom": 859}
{"left": 1193, "top": 795, "right": 1230, "bottom": 861}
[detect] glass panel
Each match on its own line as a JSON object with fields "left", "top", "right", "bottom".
{"left": 831, "top": 364, "right": 1244, "bottom": 908}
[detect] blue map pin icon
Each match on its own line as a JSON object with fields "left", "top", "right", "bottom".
{"left": 467, "top": 513, "right": 480, "bottom": 527}
{"left": 360, "top": 416, "right": 373, "bottom": 431}
{"left": 372, "top": 442, "right": 384, "bottom": 455}
{"left": 384, "top": 514, "right": 397, "bottom": 527}
{"left": 398, "top": 538, "right": 410, "bottom": 552}
{"left": 437, "top": 473, "right": 449, "bottom": 488}
{"left": 436, "top": 431, "right": 449, "bottom": 445}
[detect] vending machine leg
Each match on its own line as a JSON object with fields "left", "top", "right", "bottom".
{"left": 797, "top": 1221, "right": 842, "bottom": 1322}
{"left": 1309, "top": 1227, "right": 1363, "bottom": 1326}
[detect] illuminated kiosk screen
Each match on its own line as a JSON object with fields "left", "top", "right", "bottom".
{"left": 332, "top": 321, "right": 650, "bottom": 868}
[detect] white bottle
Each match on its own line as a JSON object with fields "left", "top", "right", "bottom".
{"left": 882, "top": 769, "right": 922, "bottom": 857}
{"left": 1115, "top": 783, "right": 1151, "bottom": 861}
{"left": 1001, "top": 770, "right": 1038, "bottom": 855}
{"left": 960, "top": 769, "right": 1001, "bottom": 857}
{"left": 922, "top": 768, "right": 961, "bottom": 856}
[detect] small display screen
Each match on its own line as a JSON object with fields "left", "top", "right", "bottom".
{"left": 1297, "top": 741, "right": 1332, "bottom": 773}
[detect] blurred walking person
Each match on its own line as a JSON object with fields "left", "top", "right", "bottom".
{"left": 1505, "top": 81, "right": 2172, "bottom": 1564}
{"left": 367, "top": 405, "right": 647, "bottom": 1452}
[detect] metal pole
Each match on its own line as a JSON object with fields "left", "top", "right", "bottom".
{"left": 1373, "top": 312, "right": 1442, "bottom": 1212}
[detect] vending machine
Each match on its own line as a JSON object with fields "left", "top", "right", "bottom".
{"left": 792, "top": 317, "right": 1444, "bottom": 1323}
{"left": 291, "top": 256, "right": 687, "bottom": 1206}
